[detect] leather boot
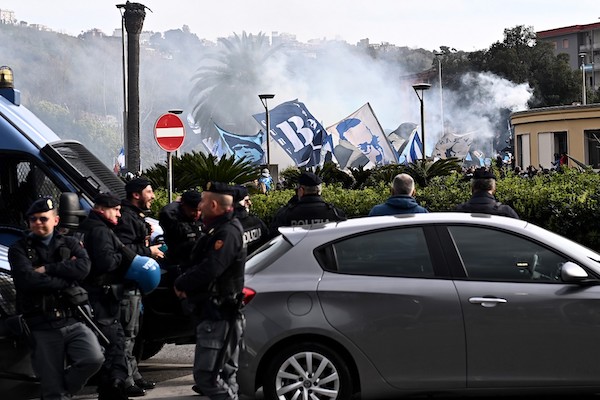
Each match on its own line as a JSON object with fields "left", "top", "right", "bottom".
{"left": 98, "top": 379, "right": 130, "bottom": 400}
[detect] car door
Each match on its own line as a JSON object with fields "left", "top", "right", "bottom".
{"left": 444, "top": 225, "right": 600, "bottom": 388}
{"left": 317, "top": 226, "right": 466, "bottom": 390}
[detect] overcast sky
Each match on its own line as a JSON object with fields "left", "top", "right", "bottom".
{"left": 1, "top": 0, "right": 599, "bottom": 51}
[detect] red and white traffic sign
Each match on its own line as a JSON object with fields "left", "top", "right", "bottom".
{"left": 154, "top": 113, "right": 185, "bottom": 152}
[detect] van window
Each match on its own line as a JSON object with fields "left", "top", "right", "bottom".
{"left": 0, "top": 155, "right": 62, "bottom": 228}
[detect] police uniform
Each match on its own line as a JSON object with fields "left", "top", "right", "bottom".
{"left": 77, "top": 192, "right": 134, "bottom": 400}
{"left": 8, "top": 197, "right": 104, "bottom": 400}
{"left": 233, "top": 186, "right": 269, "bottom": 254}
{"left": 113, "top": 178, "right": 156, "bottom": 394}
{"left": 270, "top": 172, "right": 346, "bottom": 233}
{"left": 455, "top": 168, "right": 520, "bottom": 219}
{"left": 158, "top": 190, "right": 203, "bottom": 266}
{"left": 174, "top": 182, "right": 246, "bottom": 400}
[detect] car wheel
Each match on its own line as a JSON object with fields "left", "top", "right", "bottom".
{"left": 263, "top": 342, "right": 353, "bottom": 400}
{"left": 139, "top": 340, "right": 165, "bottom": 360}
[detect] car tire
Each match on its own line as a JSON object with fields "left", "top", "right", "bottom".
{"left": 139, "top": 340, "right": 165, "bottom": 361}
{"left": 263, "top": 342, "right": 353, "bottom": 400}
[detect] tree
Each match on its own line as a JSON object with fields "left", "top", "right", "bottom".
{"left": 189, "top": 32, "right": 282, "bottom": 145}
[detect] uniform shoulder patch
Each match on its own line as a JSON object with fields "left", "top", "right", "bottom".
{"left": 214, "top": 240, "right": 224, "bottom": 251}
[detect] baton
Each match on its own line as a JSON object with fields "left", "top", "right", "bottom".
{"left": 76, "top": 305, "right": 110, "bottom": 346}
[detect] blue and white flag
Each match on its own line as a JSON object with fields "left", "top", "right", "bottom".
{"left": 431, "top": 131, "right": 474, "bottom": 159}
{"left": 253, "top": 100, "right": 325, "bottom": 167}
{"left": 215, "top": 123, "right": 265, "bottom": 165}
{"left": 399, "top": 129, "right": 423, "bottom": 164}
{"left": 326, "top": 103, "right": 398, "bottom": 168}
{"left": 117, "top": 147, "right": 125, "bottom": 168}
{"left": 202, "top": 136, "right": 227, "bottom": 158}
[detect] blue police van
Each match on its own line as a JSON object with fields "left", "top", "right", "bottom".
{"left": 0, "top": 67, "right": 193, "bottom": 394}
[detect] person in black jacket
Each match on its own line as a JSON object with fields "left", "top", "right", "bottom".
{"left": 158, "top": 189, "right": 202, "bottom": 266}
{"left": 77, "top": 192, "right": 136, "bottom": 400}
{"left": 9, "top": 197, "right": 104, "bottom": 400}
{"left": 114, "top": 177, "right": 161, "bottom": 396}
{"left": 454, "top": 167, "right": 519, "bottom": 219}
{"left": 233, "top": 185, "right": 269, "bottom": 254}
{"left": 269, "top": 172, "right": 346, "bottom": 236}
{"left": 174, "top": 182, "right": 246, "bottom": 400}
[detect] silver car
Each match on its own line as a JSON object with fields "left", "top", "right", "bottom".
{"left": 239, "top": 213, "right": 600, "bottom": 399}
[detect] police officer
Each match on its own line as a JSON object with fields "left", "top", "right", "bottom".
{"left": 158, "top": 189, "right": 202, "bottom": 266}
{"left": 114, "top": 177, "right": 161, "bottom": 396}
{"left": 8, "top": 197, "right": 104, "bottom": 400}
{"left": 174, "top": 182, "right": 246, "bottom": 400}
{"left": 77, "top": 192, "right": 136, "bottom": 400}
{"left": 233, "top": 185, "right": 269, "bottom": 254}
{"left": 454, "top": 167, "right": 520, "bottom": 218}
{"left": 269, "top": 172, "right": 346, "bottom": 235}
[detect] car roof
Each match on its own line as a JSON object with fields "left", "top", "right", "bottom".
{"left": 278, "top": 212, "right": 529, "bottom": 245}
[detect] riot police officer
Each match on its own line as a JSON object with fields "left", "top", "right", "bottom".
{"left": 233, "top": 185, "right": 269, "bottom": 254}
{"left": 77, "top": 192, "right": 136, "bottom": 400}
{"left": 174, "top": 181, "right": 246, "bottom": 400}
{"left": 269, "top": 172, "right": 346, "bottom": 235}
{"left": 114, "top": 177, "right": 161, "bottom": 396}
{"left": 8, "top": 197, "right": 104, "bottom": 400}
{"left": 158, "top": 189, "right": 202, "bottom": 266}
{"left": 454, "top": 167, "right": 520, "bottom": 218}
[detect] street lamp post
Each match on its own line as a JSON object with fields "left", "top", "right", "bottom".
{"left": 579, "top": 52, "right": 587, "bottom": 105}
{"left": 434, "top": 52, "right": 444, "bottom": 137}
{"left": 412, "top": 83, "right": 431, "bottom": 161}
{"left": 116, "top": 4, "right": 127, "bottom": 173}
{"left": 258, "top": 94, "right": 275, "bottom": 166}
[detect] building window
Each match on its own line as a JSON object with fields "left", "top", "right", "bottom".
{"left": 551, "top": 41, "right": 557, "bottom": 50}
{"left": 563, "top": 39, "right": 569, "bottom": 49}
{"left": 585, "top": 130, "right": 600, "bottom": 168}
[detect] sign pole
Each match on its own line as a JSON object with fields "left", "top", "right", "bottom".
{"left": 167, "top": 151, "right": 173, "bottom": 203}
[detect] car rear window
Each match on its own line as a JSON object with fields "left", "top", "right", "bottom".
{"left": 245, "top": 235, "right": 292, "bottom": 275}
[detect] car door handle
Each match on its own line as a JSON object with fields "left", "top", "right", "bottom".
{"left": 468, "top": 297, "right": 507, "bottom": 308}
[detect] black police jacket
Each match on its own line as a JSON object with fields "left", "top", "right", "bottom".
{"left": 8, "top": 232, "right": 91, "bottom": 317}
{"left": 174, "top": 212, "right": 246, "bottom": 310}
{"left": 159, "top": 201, "right": 202, "bottom": 265}
{"left": 77, "top": 211, "right": 133, "bottom": 286}
{"left": 455, "top": 192, "right": 520, "bottom": 219}
{"left": 114, "top": 199, "right": 152, "bottom": 257}
{"left": 234, "top": 204, "right": 269, "bottom": 254}
{"left": 270, "top": 194, "right": 346, "bottom": 234}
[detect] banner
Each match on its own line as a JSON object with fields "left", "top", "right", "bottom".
{"left": 253, "top": 100, "right": 325, "bottom": 167}
{"left": 215, "top": 123, "right": 265, "bottom": 165}
{"left": 326, "top": 103, "right": 397, "bottom": 168}
{"left": 202, "top": 136, "right": 227, "bottom": 158}
{"left": 431, "top": 131, "right": 474, "bottom": 159}
{"left": 398, "top": 129, "right": 423, "bottom": 164}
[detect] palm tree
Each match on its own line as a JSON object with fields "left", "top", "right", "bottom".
{"left": 189, "top": 32, "right": 282, "bottom": 145}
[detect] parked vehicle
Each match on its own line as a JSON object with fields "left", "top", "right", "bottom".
{"left": 239, "top": 213, "right": 600, "bottom": 399}
{"left": 0, "top": 67, "right": 193, "bottom": 390}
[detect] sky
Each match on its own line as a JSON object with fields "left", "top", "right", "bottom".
{"left": 1, "top": 0, "right": 599, "bottom": 51}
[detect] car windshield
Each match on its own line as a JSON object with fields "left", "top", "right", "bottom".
{"left": 245, "top": 235, "right": 292, "bottom": 275}
{"left": 525, "top": 222, "right": 600, "bottom": 267}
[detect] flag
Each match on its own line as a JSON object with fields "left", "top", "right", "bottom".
{"left": 326, "top": 103, "right": 398, "bottom": 168}
{"left": 431, "top": 131, "right": 474, "bottom": 159}
{"left": 398, "top": 129, "right": 423, "bottom": 164}
{"left": 113, "top": 147, "right": 125, "bottom": 174}
{"left": 215, "top": 123, "right": 265, "bottom": 165}
{"left": 253, "top": 100, "right": 325, "bottom": 167}
{"left": 202, "top": 136, "right": 227, "bottom": 158}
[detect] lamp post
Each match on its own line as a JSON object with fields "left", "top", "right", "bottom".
{"left": 116, "top": 4, "right": 127, "bottom": 172}
{"left": 258, "top": 94, "right": 275, "bottom": 166}
{"left": 412, "top": 83, "right": 431, "bottom": 161}
{"left": 579, "top": 52, "right": 587, "bottom": 105}
{"left": 434, "top": 52, "right": 444, "bottom": 137}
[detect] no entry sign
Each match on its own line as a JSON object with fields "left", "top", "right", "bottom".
{"left": 154, "top": 113, "right": 185, "bottom": 152}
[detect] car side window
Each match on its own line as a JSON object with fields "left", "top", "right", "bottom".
{"left": 448, "top": 226, "right": 568, "bottom": 282}
{"left": 322, "top": 227, "right": 434, "bottom": 277}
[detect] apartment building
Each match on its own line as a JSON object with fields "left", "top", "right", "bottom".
{"left": 537, "top": 22, "right": 600, "bottom": 90}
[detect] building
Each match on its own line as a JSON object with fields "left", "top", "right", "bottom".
{"left": 537, "top": 22, "right": 600, "bottom": 90}
{"left": 511, "top": 104, "right": 600, "bottom": 169}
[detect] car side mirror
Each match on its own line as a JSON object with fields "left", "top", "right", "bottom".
{"left": 58, "top": 192, "right": 87, "bottom": 231}
{"left": 560, "top": 261, "right": 590, "bottom": 283}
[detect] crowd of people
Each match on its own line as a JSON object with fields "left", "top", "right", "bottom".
{"left": 8, "top": 166, "right": 520, "bottom": 400}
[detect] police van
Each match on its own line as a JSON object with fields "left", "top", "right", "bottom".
{"left": 0, "top": 67, "right": 193, "bottom": 390}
